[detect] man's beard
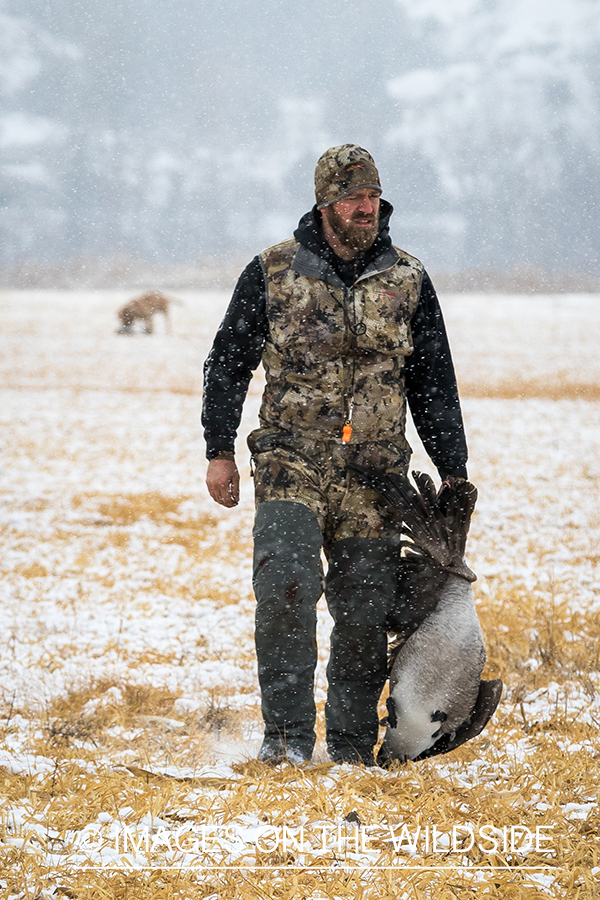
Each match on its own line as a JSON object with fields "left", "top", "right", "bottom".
{"left": 327, "top": 206, "right": 379, "bottom": 251}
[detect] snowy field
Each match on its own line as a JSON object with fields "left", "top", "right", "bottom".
{"left": 0, "top": 290, "right": 599, "bottom": 898}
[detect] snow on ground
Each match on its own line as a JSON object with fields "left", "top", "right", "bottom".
{"left": 0, "top": 289, "right": 598, "bottom": 898}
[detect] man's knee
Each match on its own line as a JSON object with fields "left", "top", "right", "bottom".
{"left": 253, "top": 500, "right": 324, "bottom": 607}
{"left": 325, "top": 537, "right": 398, "bottom": 686}
{"left": 326, "top": 536, "right": 399, "bottom": 624}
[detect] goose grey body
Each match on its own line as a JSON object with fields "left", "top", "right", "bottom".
{"left": 348, "top": 466, "right": 502, "bottom": 764}
{"left": 382, "top": 573, "right": 486, "bottom": 761}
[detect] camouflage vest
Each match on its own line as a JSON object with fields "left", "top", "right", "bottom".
{"left": 259, "top": 238, "right": 423, "bottom": 444}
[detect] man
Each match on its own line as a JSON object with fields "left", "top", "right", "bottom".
{"left": 202, "top": 144, "right": 468, "bottom": 766}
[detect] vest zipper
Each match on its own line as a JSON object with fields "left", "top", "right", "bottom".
{"left": 342, "top": 284, "right": 361, "bottom": 443}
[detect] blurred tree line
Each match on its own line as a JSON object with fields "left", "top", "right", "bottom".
{"left": 1, "top": 0, "right": 599, "bottom": 277}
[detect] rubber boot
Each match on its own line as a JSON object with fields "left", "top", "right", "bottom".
{"left": 253, "top": 501, "right": 324, "bottom": 762}
{"left": 325, "top": 537, "right": 399, "bottom": 765}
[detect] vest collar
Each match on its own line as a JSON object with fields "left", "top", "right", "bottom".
{"left": 291, "top": 242, "right": 401, "bottom": 287}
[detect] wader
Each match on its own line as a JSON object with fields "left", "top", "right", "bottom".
{"left": 251, "top": 433, "right": 414, "bottom": 765}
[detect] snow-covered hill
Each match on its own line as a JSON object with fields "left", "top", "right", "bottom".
{"left": 388, "top": 0, "right": 600, "bottom": 270}
{"left": 1, "top": 0, "right": 599, "bottom": 274}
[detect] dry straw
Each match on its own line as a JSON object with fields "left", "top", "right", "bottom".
{"left": 0, "top": 291, "right": 598, "bottom": 898}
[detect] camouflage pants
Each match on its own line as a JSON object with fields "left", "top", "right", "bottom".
{"left": 248, "top": 427, "right": 410, "bottom": 550}
{"left": 248, "top": 427, "right": 411, "bottom": 764}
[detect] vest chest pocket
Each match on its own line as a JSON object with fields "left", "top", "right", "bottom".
{"left": 353, "top": 286, "right": 413, "bottom": 355}
{"left": 267, "top": 281, "right": 347, "bottom": 357}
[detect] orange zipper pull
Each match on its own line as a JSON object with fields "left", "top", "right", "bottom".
{"left": 342, "top": 422, "right": 352, "bottom": 443}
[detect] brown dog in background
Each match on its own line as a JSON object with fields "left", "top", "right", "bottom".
{"left": 117, "top": 291, "right": 176, "bottom": 334}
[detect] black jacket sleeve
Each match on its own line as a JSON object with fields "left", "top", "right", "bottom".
{"left": 201, "top": 256, "right": 268, "bottom": 459}
{"left": 404, "top": 271, "right": 468, "bottom": 480}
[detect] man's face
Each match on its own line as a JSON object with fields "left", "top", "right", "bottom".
{"left": 323, "top": 188, "right": 381, "bottom": 252}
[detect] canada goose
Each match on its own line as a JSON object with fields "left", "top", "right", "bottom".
{"left": 350, "top": 468, "right": 502, "bottom": 765}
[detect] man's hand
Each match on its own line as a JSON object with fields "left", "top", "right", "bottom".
{"left": 206, "top": 458, "right": 240, "bottom": 508}
{"left": 439, "top": 475, "right": 466, "bottom": 493}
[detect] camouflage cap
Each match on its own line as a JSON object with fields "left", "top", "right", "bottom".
{"left": 314, "top": 144, "right": 382, "bottom": 209}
